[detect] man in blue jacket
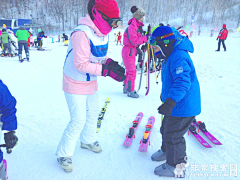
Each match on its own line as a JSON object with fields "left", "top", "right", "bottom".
{"left": 0, "top": 79, "right": 18, "bottom": 180}
{"left": 150, "top": 26, "right": 201, "bottom": 178}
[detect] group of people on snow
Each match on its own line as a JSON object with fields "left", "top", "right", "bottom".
{"left": 0, "top": 0, "right": 229, "bottom": 179}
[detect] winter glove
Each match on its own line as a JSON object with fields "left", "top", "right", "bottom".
{"left": 102, "top": 58, "right": 126, "bottom": 82}
{"left": 4, "top": 131, "right": 18, "bottom": 149}
{"left": 141, "top": 44, "right": 148, "bottom": 52}
{"left": 216, "top": 38, "right": 218, "bottom": 41}
{"left": 157, "top": 98, "right": 176, "bottom": 116}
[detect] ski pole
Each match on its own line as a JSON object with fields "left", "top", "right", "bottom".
{"left": 150, "top": 45, "right": 158, "bottom": 84}
{"left": 146, "top": 44, "right": 149, "bottom": 89}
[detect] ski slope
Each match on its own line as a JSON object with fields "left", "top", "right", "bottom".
{"left": 0, "top": 32, "right": 239, "bottom": 180}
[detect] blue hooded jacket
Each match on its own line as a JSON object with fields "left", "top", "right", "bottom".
{"left": 0, "top": 80, "right": 17, "bottom": 131}
{"left": 0, "top": 80, "right": 17, "bottom": 162}
{"left": 161, "top": 37, "right": 201, "bottom": 117}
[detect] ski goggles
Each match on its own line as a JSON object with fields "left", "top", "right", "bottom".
{"left": 98, "top": 11, "right": 122, "bottom": 29}
{"left": 150, "top": 33, "right": 174, "bottom": 46}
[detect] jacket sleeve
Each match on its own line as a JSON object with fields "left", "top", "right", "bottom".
{"left": 168, "top": 57, "right": 191, "bottom": 102}
{"left": 127, "top": 25, "right": 147, "bottom": 45}
{"left": 71, "top": 31, "right": 102, "bottom": 76}
{"left": 8, "top": 34, "right": 13, "bottom": 42}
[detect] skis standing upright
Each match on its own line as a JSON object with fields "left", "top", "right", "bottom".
{"left": 137, "top": 48, "right": 146, "bottom": 93}
{"left": 193, "top": 119, "right": 222, "bottom": 145}
{"left": 145, "top": 44, "right": 151, "bottom": 96}
{"left": 138, "top": 116, "right": 155, "bottom": 152}
{"left": 123, "top": 112, "right": 144, "bottom": 147}
{"left": 96, "top": 98, "right": 110, "bottom": 133}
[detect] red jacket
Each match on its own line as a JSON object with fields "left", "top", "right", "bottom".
{"left": 117, "top": 33, "right": 122, "bottom": 40}
{"left": 218, "top": 24, "right": 228, "bottom": 40}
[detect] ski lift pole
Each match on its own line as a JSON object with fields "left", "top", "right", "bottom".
{"left": 150, "top": 45, "right": 158, "bottom": 84}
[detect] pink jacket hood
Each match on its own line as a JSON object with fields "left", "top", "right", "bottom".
{"left": 128, "top": 18, "right": 144, "bottom": 27}
{"left": 78, "top": 15, "right": 105, "bottom": 37}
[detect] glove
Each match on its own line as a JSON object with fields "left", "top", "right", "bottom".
{"left": 216, "top": 38, "right": 218, "bottom": 41}
{"left": 157, "top": 98, "right": 176, "bottom": 116}
{"left": 102, "top": 58, "right": 126, "bottom": 82}
{"left": 4, "top": 131, "right": 18, "bottom": 149}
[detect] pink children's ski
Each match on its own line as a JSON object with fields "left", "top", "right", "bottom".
{"left": 188, "top": 124, "right": 212, "bottom": 148}
{"left": 193, "top": 119, "right": 222, "bottom": 145}
{"left": 123, "top": 112, "right": 144, "bottom": 147}
{"left": 138, "top": 116, "right": 155, "bottom": 152}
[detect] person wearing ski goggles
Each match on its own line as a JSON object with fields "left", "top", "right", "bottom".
{"left": 56, "top": 0, "right": 126, "bottom": 173}
{"left": 97, "top": 11, "right": 122, "bottom": 29}
{"left": 150, "top": 26, "right": 201, "bottom": 178}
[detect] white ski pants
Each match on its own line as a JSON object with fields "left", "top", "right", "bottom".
{"left": 56, "top": 91, "right": 99, "bottom": 157}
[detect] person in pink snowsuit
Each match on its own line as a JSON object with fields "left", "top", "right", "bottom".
{"left": 122, "top": 6, "right": 147, "bottom": 98}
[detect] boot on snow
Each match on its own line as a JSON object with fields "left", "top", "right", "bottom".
{"left": 127, "top": 90, "right": 139, "bottom": 98}
{"left": 154, "top": 162, "right": 186, "bottom": 178}
{"left": 57, "top": 157, "right": 73, "bottom": 172}
{"left": 151, "top": 149, "right": 167, "bottom": 161}
{"left": 26, "top": 53, "right": 30, "bottom": 61}
{"left": 81, "top": 141, "right": 102, "bottom": 153}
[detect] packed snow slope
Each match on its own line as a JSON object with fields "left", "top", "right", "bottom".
{"left": 0, "top": 32, "right": 239, "bottom": 180}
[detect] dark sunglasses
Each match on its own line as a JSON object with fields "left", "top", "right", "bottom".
{"left": 98, "top": 11, "right": 122, "bottom": 29}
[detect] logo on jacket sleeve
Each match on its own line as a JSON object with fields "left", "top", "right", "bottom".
{"left": 176, "top": 66, "right": 183, "bottom": 74}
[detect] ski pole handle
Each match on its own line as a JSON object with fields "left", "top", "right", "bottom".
{"left": 0, "top": 144, "right": 13, "bottom": 154}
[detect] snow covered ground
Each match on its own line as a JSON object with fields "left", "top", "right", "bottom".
{"left": 0, "top": 32, "right": 239, "bottom": 180}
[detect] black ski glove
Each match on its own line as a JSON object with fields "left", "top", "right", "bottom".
{"left": 216, "top": 38, "right": 219, "bottom": 41}
{"left": 102, "top": 58, "right": 126, "bottom": 82}
{"left": 157, "top": 98, "right": 176, "bottom": 116}
{"left": 4, "top": 131, "right": 18, "bottom": 149}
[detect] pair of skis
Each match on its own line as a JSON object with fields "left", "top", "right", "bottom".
{"left": 188, "top": 119, "right": 222, "bottom": 148}
{"left": 123, "top": 112, "right": 155, "bottom": 152}
{"left": 96, "top": 98, "right": 110, "bottom": 133}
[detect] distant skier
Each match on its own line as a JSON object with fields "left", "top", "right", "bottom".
{"left": 216, "top": 24, "right": 228, "bottom": 51}
{"left": 0, "top": 29, "right": 13, "bottom": 57}
{"left": 122, "top": 5, "right": 148, "bottom": 98}
{"left": 116, "top": 31, "right": 122, "bottom": 45}
{"left": 0, "top": 79, "right": 18, "bottom": 180}
{"left": 37, "top": 31, "right": 47, "bottom": 50}
{"left": 56, "top": 0, "right": 125, "bottom": 173}
{"left": 16, "top": 27, "right": 30, "bottom": 61}
{"left": 28, "top": 28, "right": 33, "bottom": 48}
{"left": 150, "top": 26, "right": 201, "bottom": 178}
{"left": 62, "top": 33, "right": 68, "bottom": 46}
{"left": 58, "top": 34, "right": 61, "bottom": 42}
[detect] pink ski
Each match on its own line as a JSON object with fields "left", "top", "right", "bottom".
{"left": 123, "top": 112, "right": 144, "bottom": 147}
{"left": 138, "top": 116, "right": 155, "bottom": 152}
{"left": 193, "top": 119, "right": 222, "bottom": 145}
{"left": 189, "top": 124, "right": 212, "bottom": 148}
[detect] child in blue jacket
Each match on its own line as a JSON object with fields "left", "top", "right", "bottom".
{"left": 150, "top": 26, "right": 201, "bottom": 178}
{"left": 0, "top": 80, "right": 18, "bottom": 180}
